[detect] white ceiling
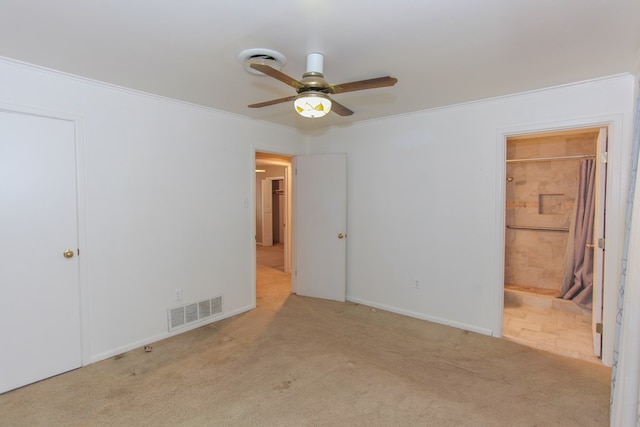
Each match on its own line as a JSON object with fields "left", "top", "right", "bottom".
{"left": 1, "top": 0, "right": 638, "bottom": 132}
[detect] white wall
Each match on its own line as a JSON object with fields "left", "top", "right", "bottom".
{"left": 0, "top": 58, "right": 304, "bottom": 362}
{"left": 306, "top": 74, "right": 635, "bottom": 364}
{"left": 2, "top": 55, "right": 635, "bottom": 368}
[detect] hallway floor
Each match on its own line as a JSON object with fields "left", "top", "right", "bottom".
{"left": 503, "top": 287, "right": 600, "bottom": 364}
{"left": 256, "top": 243, "right": 285, "bottom": 271}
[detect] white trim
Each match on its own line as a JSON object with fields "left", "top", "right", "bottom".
{"left": 495, "top": 114, "right": 626, "bottom": 367}
{"left": 284, "top": 165, "right": 292, "bottom": 274}
{"left": 0, "top": 102, "right": 91, "bottom": 366}
{"left": 491, "top": 127, "right": 507, "bottom": 338}
{"left": 291, "top": 156, "right": 298, "bottom": 295}
{"left": 347, "top": 296, "right": 493, "bottom": 337}
{"left": 611, "top": 149, "right": 640, "bottom": 426}
{"left": 0, "top": 55, "right": 297, "bottom": 131}
{"left": 318, "top": 74, "right": 634, "bottom": 131}
{"left": 89, "top": 303, "right": 255, "bottom": 364}
{"left": 2, "top": 56, "right": 632, "bottom": 135}
{"left": 250, "top": 157, "right": 257, "bottom": 309}
{"left": 73, "top": 116, "right": 92, "bottom": 366}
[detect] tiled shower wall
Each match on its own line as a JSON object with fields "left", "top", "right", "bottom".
{"left": 505, "top": 131, "right": 597, "bottom": 292}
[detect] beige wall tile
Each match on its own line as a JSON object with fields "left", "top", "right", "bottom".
{"left": 505, "top": 131, "right": 597, "bottom": 291}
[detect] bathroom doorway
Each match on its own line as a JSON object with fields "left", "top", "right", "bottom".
{"left": 502, "top": 127, "right": 606, "bottom": 363}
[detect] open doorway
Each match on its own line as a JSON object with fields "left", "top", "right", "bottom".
{"left": 255, "top": 152, "right": 293, "bottom": 302}
{"left": 502, "top": 127, "right": 606, "bottom": 364}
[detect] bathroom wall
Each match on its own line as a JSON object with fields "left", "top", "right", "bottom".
{"left": 504, "top": 131, "right": 598, "bottom": 292}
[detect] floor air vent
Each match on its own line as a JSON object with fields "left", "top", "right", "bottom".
{"left": 168, "top": 296, "right": 223, "bottom": 331}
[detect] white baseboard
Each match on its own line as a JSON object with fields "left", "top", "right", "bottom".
{"left": 89, "top": 303, "right": 255, "bottom": 364}
{"left": 346, "top": 296, "right": 494, "bottom": 337}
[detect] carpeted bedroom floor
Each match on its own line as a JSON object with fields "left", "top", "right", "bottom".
{"left": 0, "top": 247, "right": 611, "bottom": 426}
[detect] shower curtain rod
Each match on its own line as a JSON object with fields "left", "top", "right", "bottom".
{"left": 506, "top": 154, "right": 596, "bottom": 163}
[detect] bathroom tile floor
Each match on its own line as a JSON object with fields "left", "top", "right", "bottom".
{"left": 503, "top": 289, "right": 600, "bottom": 364}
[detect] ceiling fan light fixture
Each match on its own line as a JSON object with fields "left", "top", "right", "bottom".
{"left": 294, "top": 92, "right": 332, "bottom": 118}
{"left": 245, "top": 51, "right": 396, "bottom": 118}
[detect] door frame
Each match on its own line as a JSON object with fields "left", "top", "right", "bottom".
{"left": 494, "top": 114, "right": 625, "bottom": 367}
{"left": 0, "top": 102, "right": 90, "bottom": 366}
{"left": 592, "top": 127, "right": 608, "bottom": 357}
{"left": 254, "top": 151, "right": 293, "bottom": 290}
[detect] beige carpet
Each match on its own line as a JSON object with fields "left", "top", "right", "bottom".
{"left": 0, "top": 261, "right": 611, "bottom": 426}
{"left": 256, "top": 243, "right": 285, "bottom": 271}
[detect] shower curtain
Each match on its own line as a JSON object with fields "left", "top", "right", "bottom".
{"left": 559, "top": 159, "right": 596, "bottom": 309}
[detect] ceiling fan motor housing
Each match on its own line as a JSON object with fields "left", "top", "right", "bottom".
{"left": 300, "top": 53, "right": 329, "bottom": 93}
{"left": 299, "top": 74, "right": 329, "bottom": 93}
{"left": 306, "top": 52, "right": 324, "bottom": 74}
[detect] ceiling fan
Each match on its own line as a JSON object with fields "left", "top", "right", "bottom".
{"left": 248, "top": 53, "right": 398, "bottom": 118}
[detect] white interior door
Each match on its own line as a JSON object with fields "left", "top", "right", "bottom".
{"left": 261, "top": 179, "right": 273, "bottom": 246}
{"left": 293, "top": 153, "right": 347, "bottom": 302}
{"left": 592, "top": 127, "right": 608, "bottom": 357}
{"left": 0, "top": 111, "right": 82, "bottom": 393}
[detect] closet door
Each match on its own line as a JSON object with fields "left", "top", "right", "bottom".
{"left": 0, "top": 111, "right": 82, "bottom": 393}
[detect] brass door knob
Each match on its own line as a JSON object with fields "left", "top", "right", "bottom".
{"left": 337, "top": 233, "right": 344, "bottom": 239}
{"left": 63, "top": 249, "right": 75, "bottom": 259}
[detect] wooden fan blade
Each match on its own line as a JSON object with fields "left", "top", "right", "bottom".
{"left": 250, "top": 64, "right": 304, "bottom": 90}
{"left": 248, "top": 95, "right": 296, "bottom": 108}
{"left": 329, "top": 98, "right": 354, "bottom": 116}
{"left": 329, "top": 76, "right": 398, "bottom": 94}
